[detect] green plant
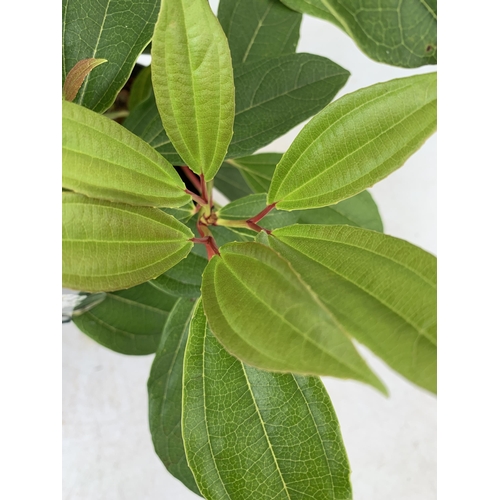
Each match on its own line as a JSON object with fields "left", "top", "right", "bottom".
{"left": 62, "top": 0, "right": 437, "bottom": 497}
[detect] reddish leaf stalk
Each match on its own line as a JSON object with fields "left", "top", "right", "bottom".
{"left": 181, "top": 166, "right": 203, "bottom": 193}
{"left": 247, "top": 202, "right": 277, "bottom": 224}
{"left": 185, "top": 189, "right": 207, "bottom": 206}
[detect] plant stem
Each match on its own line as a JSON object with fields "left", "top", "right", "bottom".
{"left": 181, "top": 166, "right": 202, "bottom": 193}
{"left": 247, "top": 202, "right": 277, "bottom": 224}
{"left": 185, "top": 189, "right": 207, "bottom": 206}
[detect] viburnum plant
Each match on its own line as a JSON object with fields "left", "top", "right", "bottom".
{"left": 62, "top": 0, "right": 437, "bottom": 498}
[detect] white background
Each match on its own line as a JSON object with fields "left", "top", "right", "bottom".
{"left": 62, "top": 2, "right": 437, "bottom": 499}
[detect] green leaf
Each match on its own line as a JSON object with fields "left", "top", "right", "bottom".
{"left": 62, "top": 58, "right": 107, "bottom": 102}
{"left": 160, "top": 203, "right": 196, "bottom": 224}
{"left": 270, "top": 225, "right": 437, "bottom": 393}
{"left": 62, "top": 193, "right": 193, "bottom": 292}
{"left": 297, "top": 190, "right": 383, "bottom": 232}
{"left": 225, "top": 154, "right": 282, "bottom": 193}
{"left": 62, "top": 0, "right": 160, "bottom": 112}
{"left": 150, "top": 252, "right": 207, "bottom": 298}
{"left": 148, "top": 298, "right": 201, "bottom": 495}
{"left": 228, "top": 53, "right": 350, "bottom": 158}
{"left": 151, "top": 0, "right": 235, "bottom": 180}
{"left": 128, "top": 65, "right": 152, "bottom": 111}
{"left": 123, "top": 94, "right": 184, "bottom": 165}
{"left": 72, "top": 282, "right": 177, "bottom": 355}
{"left": 217, "top": 194, "right": 299, "bottom": 230}
{"left": 214, "top": 162, "right": 254, "bottom": 201}
{"left": 218, "top": 0, "right": 302, "bottom": 64}
{"left": 62, "top": 101, "right": 190, "bottom": 208}
{"left": 280, "top": 0, "right": 344, "bottom": 29}
{"left": 202, "top": 242, "right": 386, "bottom": 393}
{"left": 268, "top": 73, "right": 437, "bottom": 210}
{"left": 280, "top": 0, "right": 437, "bottom": 68}
{"left": 183, "top": 302, "right": 353, "bottom": 499}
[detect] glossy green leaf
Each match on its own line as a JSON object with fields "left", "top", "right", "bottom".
{"left": 270, "top": 225, "right": 436, "bottom": 393}
{"left": 202, "top": 242, "right": 386, "bottom": 393}
{"left": 148, "top": 298, "right": 201, "bottom": 495}
{"left": 62, "top": 193, "right": 193, "bottom": 292}
{"left": 268, "top": 73, "right": 437, "bottom": 210}
{"left": 280, "top": 0, "right": 437, "bottom": 68}
{"left": 150, "top": 252, "right": 207, "bottom": 298}
{"left": 183, "top": 301, "right": 352, "bottom": 499}
{"left": 123, "top": 94, "right": 184, "bottom": 165}
{"left": 214, "top": 163, "right": 254, "bottom": 201}
{"left": 217, "top": 194, "right": 299, "bottom": 230}
{"left": 225, "top": 154, "right": 282, "bottom": 193}
{"left": 151, "top": 0, "right": 235, "bottom": 180}
{"left": 73, "top": 282, "right": 177, "bottom": 355}
{"left": 62, "top": 58, "right": 107, "bottom": 102}
{"left": 297, "top": 191, "right": 383, "bottom": 232}
{"left": 280, "top": 0, "right": 344, "bottom": 28}
{"left": 228, "top": 53, "right": 349, "bottom": 158}
{"left": 62, "top": 0, "right": 160, "bottom": 112}
{"left": 128, "top": 65, "right": 152, "bottom": 111}
{"left": 62, "top": 101, "right": 190, "bottom": 208}
{"left": 218, "top": 0, "right": 302, "bottom": 64}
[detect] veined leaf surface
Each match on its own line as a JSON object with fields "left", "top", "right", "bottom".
{"left": 62, "top": 0, "right": 160, "bottom": 112}
{"left": 270, "top": 225, "right": 437, "bottom": 393}
{"left": 228, "top": 53, "right": 349, "bottom": 158}
{"left": 148, "top": 298, "right": 200, "bottom": 495}
{"left": 280, "top": 0, "right": 437, "bottom": 68}
{"left": 202, "top": 242, "right": 386, "bottom": 393}
{"left": 62, "top": 101, "right": 189, "bottom": 208}
{"left": 214, "top": 163, "right": 254, "bottom": 201}
{"left": 73, "top": 282, "right": 177, "bottom": 355}
{"left": 268, "top": 73, "right": 437, "bottom": 210}
{"left": 183, "top": 301, "right": 352, "bottom": 499}
{"left": 218, "top": 0, "right": 302, "bottom": 64}
{"left": 151, "top": 0, "right": 235, "bottom": 180}
{"left": 62, "top": 193, "right": 193, "bottom": 292}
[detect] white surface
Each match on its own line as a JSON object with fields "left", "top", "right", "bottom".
{"left": 62, "top": 7, "right": 436, "bottom": 500}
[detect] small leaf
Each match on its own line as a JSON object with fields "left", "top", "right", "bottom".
{"left": 217, "top": 194, "right": 298, "bottom": 230}
{"left": 280, "top": 0, "right": 437, "bottom": 68}
{"left": 228, "top": 53, "right": 349, "bottom": 158}
{"left": 62, "top": 193, "right": 193, "bottom": 292}
{"left": 270, "top": 225, "right": 437, "bottom": 393}
{"left": 151, "top": 252, "right": 208, "bottom": 298}
{"left": 160, "top": 203, "right": 196, "bottom": 224}
{"left": 268, "top": 73, "right": 437, "bottom": 210}
{"left": 218, "top": 0, "right": 302, "bottom": 64}
{"left": 225, "top": 154, "right": 282, "bottom": 193}
{"left": 297, "top": 190, "right": 383, "bottom": 232}
{"left": 148, "top": 298, "right": 201, "bottom": 495}
{"left": 214, "top": 162, "right": 254, "bottom": 201}
{"left": 73, "top": 282, "right": 177, "bottom": 355}
{"left": 183, "top": 301, "right": 352, "bottom": 500}
{"left": 62, "top": 58, "right": 107, "bottom": 102}
{"left": 62, "top": 0, "right": 160, "bottom": 112}
{"left": 151, "top": 0, "right": 235, "bottom": 180}
{"left": 202, "top": 242, "right": 386, "bottom": 393}
{"left": 128, "top": 65, "right": 152, "bottom": 111}
{"left": 63, "top": 101, "right": 190, "bottom": 208}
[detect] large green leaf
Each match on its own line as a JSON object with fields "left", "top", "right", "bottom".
{"left": 123, "top": 94, "right": 184, "bottom": 165}
{"left": 150, "top": 252, "right": 207, "bottom": 298}
{"left": 225, "top": 154, "right": 282, "bottom": 193}
{"left": 62, "top": 193, "right": 193, "bottom": 292}
{"left": 270, "top": 225, "right": 437, "bottom": 393}
{"left": 128, "top": 65, "right": 152, "bottom": 111}
{"left": 218, "top": 0, "right": 302, "bottom": 64}
{"left": 280, "top": 0, "right": 437, "bottom": 68}
{"left": 297, "top": 191, "right": 383, "bottom": 232}
{"left": 202, "top": 242, "right": 386, "bottom": 393}
{"left": 151, "top": 0, "right": 235, "bottom": 180}
{"left": 72, "top": 282, "right": 177, "bottom": 355}
{"left": 217, "top": 194, "right": 299, "bottom": 230}
{"left": 228, "top": 53, "right": 349, "bottom": 158}
{"left": 62, "top": 0, "right": 160, "bottom": 112}
{"left": 214, "top": 162, "right": 254, "bottom": 201}
{"left": 148, "top": 298, "right": 201, "bottom": 495}
{"left": 268, "top": 73, "right": 437, "bottom": 210}
{"left": 183, "top": 301, "right": 352, "bottom": 499}
{"left": 62, "top": 101, "right": 190, "bottom": 208}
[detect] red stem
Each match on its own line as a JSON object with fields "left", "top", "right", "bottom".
{"left": 247, "top": 202, "right": 277, "bottom": 224}
{"left": 185, "top": 189, "right": 207, "bottom": 206}
{"left": 247, "top": 221, "right": 272, "bottom": 234}
{"left": 181, "top": 166, "right": 202, "bottom": 193}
